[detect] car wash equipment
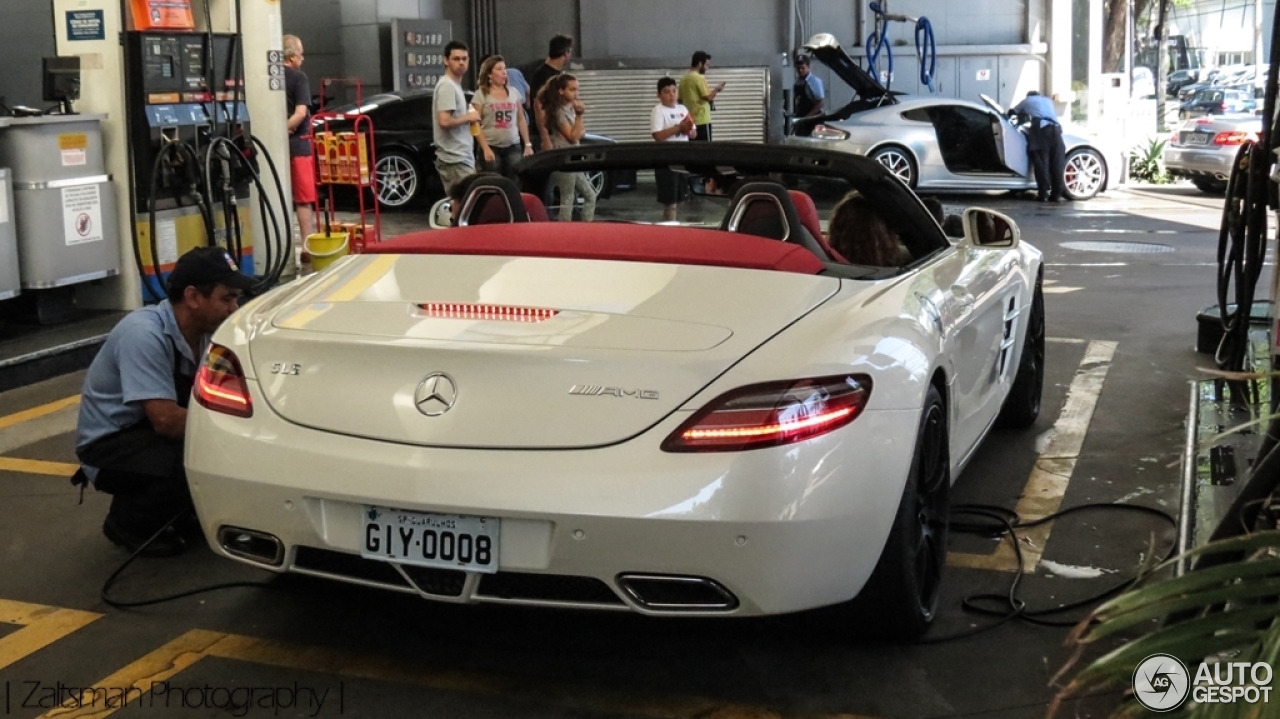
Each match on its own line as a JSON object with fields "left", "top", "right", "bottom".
{"left": 866, "top": 1, "right": 936, "bottom": 93}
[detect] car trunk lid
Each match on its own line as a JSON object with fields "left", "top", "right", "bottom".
{"left": 250, "top": 254, "right": 840, "bottom": 448}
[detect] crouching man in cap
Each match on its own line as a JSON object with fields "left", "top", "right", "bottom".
{"left": 73, "top": 247, "right": 255, "bottom": 556}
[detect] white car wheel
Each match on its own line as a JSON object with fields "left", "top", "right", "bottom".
{"left": 1063, "top": 148, "right": 1105, "bottom": 200}
{"left": 374, "top": 151, "right": 420, "bottom": 208}
{"left": 871, "top": 146, "right": 917, "bottom": 188}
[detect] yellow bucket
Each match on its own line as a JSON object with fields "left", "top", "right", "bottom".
{"left": 303, "top": 231, "right": 349, "bottom": 272}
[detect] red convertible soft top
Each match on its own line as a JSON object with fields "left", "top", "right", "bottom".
{"left": 367, "top": 223, "right": 826, "bottom": 274}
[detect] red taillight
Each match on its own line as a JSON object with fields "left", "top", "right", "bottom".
{"left": 1214, "top": 131, "right": 1256, "bottom": 146}
{"left": 418, "top": 303, "right": 559, "bottom": 322}
{"left": 194, "top": 344, "right": 253, "bottom": 418}
{"left": 661, "top": 375, "right": 872, "bottom": 452}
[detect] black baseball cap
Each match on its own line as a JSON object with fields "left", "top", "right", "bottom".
{"left": 795, "top": 55, "right": 810, "bottom": 66}
{"left": 692, "top": 51, "right": 711, "bottom": 66}
{"left": 167, "top": 246, "right": 256, "bottom": 295}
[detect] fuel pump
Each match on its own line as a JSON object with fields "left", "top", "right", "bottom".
{"left": 51, "top": 0, "right": 292, "bottom": 309}
{"left": 123, "top": 31, "right": 255, "bottom": 300}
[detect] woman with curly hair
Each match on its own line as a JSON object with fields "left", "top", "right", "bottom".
{"left": 536, "top": 73, "right": 597, "bottom": 221}
{"left": 827, "top": 191, "right": 905, "bottom": 267}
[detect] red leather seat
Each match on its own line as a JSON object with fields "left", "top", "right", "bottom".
{"left": 521, "top": 193, "right": 550, "bottom": 222}
{"left": 789, "top": 190, "right": 848, "bottom": 263}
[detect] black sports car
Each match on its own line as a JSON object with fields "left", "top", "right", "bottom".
{"left": 314, "top": 90, "right": 624, "bottom": 209}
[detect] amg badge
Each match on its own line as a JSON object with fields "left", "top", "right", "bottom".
{"left": 569, "top": 385, "right": 659, "bottom": 400}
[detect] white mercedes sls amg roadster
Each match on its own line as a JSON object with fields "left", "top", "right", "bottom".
{"left": 187, "top": 142, "right": 1044, "bottom": 640}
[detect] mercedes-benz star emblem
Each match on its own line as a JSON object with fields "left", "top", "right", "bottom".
{"left": 414, "top": 373, "right": 458, "bottom": 416}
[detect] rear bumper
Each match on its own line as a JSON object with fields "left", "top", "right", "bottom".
{"left": 186, "top": 381, "right": 920, "bottom": 617}
{"left": 1164, "top": 146, "right": 1236, "bottom": 179}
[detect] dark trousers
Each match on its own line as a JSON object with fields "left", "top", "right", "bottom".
{"left": 1029, "top": 122, "right": 1068, "bottom": 200}
{"left": 480, "top": 144, "right": 525, "bottom": 183}
{"left": 692, "top": 124, "right": 712, "bottom": 141}
{"left": 78, "top": 423, "right": 193, "bottom": 534}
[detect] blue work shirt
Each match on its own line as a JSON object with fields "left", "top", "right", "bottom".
{"left": 76, "top": 301, "right": 205, "bottom": 473}
{"left": 794, "top": 72, "right": 825, "bottom": 117}
{"left": 1010, "top": 94, "right": 1060, "bottom": 126}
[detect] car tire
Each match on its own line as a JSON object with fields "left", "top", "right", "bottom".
{"left": 870, "top": 146, "right": 918, "bottom": 188}
{"left": 373, "top": 149, "right": 422, "bottom": 209}
{"left": 996, "top": 273, "right": 1045, "bottom": 429}
{"left": 1192, "top": 177, "right": 1228, "bottom": 195}
{"left": 1063, "top": 148, "right": 1106, "bottom": 200}
{"left": 845, "top": 384, "right": 949, "bottom": 641}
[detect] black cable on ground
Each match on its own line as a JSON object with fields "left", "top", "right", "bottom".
{"left": 920, "top": 501, "right": 1178, "bottom": 644}
{"left": 100, "top": 511, "right": 276, "bottom": 609}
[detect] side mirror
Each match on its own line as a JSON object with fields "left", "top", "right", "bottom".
{"left": 962, "top": 208, "right": 1019, "bottom": 248}
{"left": 428, "top": 197, "right": 453, "bottom": 229}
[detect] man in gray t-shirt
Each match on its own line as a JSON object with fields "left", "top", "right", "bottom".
{"left": 433, "top": 41, "right": 481, "bottom": 193}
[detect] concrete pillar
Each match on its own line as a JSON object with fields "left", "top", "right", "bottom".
{"left": 1049, "top": 0, "right": 1073, "bottom": 102}
{"left": 1087, "top": 0, "right": 1102, "bottom": 126}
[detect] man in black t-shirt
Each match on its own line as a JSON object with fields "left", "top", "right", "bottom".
{"left": 526, "top": 34, "right": 573, "bottom": 150}
{"left": 283, "top": 35, "right": 315, "bottom": 242}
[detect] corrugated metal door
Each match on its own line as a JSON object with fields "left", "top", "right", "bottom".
{"left": 573, "top": 67, "right": 769, "bottom": 144}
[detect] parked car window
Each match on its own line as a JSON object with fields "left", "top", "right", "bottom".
{"left": 372, "top": 98, "right": 427, "bottom": 132}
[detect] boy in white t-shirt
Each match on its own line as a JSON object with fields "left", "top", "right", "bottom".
{"left": 651, "top": 77, "right": 696, "bottom": 221}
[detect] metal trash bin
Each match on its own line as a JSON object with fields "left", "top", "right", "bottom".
{"left": 0, "top": 115, "right": 119, "bottom": 290}
{"left": 0, "top": 168, "right": 17, "bottom": 300}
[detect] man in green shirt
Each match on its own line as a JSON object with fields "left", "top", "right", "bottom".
{"left": 678, "top": 51, "right": 725, "bottom": 141}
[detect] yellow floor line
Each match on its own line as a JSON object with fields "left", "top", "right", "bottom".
{"left": 948, "top": 340, "right": 1118, "bottom": 574}
{"left": 0, "top": 396, "right": 80, "bottom": 432}
{"left": 0, "top": 457, "right": 79, "bottom": 477}
{"left": 38, "top": 630, "right": 224, "bottom": 719}
{"left": 0, "top": 599, "right": 101, "bottom": 673}
{"left": 36, "top": 628, "right": 879, "bottom": 719}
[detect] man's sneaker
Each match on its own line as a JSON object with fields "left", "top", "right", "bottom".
{"left": 102, "top": 516, "right": 188, "bottom": 558}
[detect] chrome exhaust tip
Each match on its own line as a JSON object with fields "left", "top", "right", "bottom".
{"left": 616, "top": 574, "right": 738, "bottom": 611}
{"left": 218, "top": 526, "right": 284, "bottom": 566}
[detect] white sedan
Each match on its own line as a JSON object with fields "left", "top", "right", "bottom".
{"left": 186, "top": 143, "right": 1044, "bottom": 640}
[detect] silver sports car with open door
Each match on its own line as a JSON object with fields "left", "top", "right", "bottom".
{"left": 785, "top": 34, "right": 1111, "bottom": 200}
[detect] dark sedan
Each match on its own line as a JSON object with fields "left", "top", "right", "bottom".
{"left": 314, "top": 90, "right": 624, "bottom": 209}
{"left": 1178, "top": 88, "right": 1257, "bottom": 120}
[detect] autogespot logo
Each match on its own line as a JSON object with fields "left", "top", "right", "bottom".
{"left": 1133, "top": 654, "right": 1191, "bottom": 712}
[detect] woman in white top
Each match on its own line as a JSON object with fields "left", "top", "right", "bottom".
{"left": 536, "top": 73, "right": 597, "bottom": 222}
{"left": 472, "top": 55, "right": 533, "bottom": 182}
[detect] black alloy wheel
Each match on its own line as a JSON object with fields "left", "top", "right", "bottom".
{"left": 846, "top": 384, "right": 950, "bottom": 640}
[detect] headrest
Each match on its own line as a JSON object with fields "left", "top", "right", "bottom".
{"left": 459, "top": 176, "right": 527, "bottom": 225}
{"left": 721, "top": 181, "right": 833, "bottom": 261}
{"left": 721, "top": 182, "right": 797, "bottom": 241}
